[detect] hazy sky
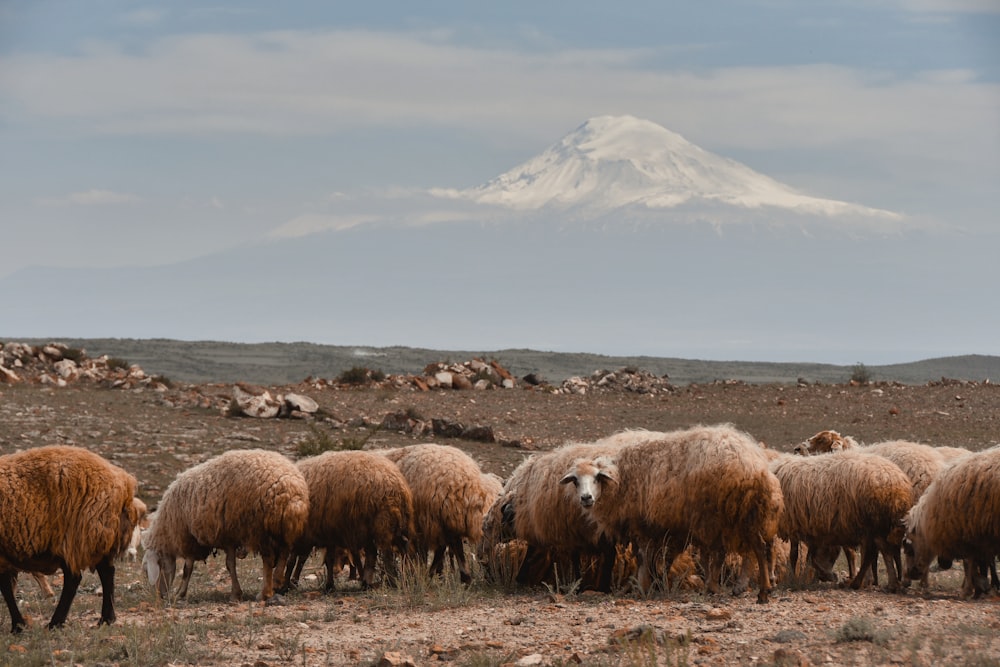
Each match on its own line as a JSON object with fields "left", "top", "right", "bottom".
{"left": 1, "top": 1, "right": 997, "bottom": 279}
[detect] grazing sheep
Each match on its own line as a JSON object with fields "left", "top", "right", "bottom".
{"left": 863, "top": 440, "right": 946, "bottom": 502}
{"left": 904, "top": 447, "right": 1000, "bottom": 597}
{"left": 379, "top": 444, "right": 502, "bottom": 584}
{"left": 562, "top": 425, "right": 784, "bottom": 603}
{"left": 770, "top": 450, "right": 913, "bottom": 592}
{"left": 142, "top": 449, "right": 309, "bottom": 602}
{"left": 0, "top": 445, "right": 145, "bottom": 633}
{"left": 284, "top": 450, "right": 414, "bottom": 592}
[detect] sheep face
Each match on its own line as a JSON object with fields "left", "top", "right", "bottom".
{"left": 143, "top": 548, "right": 175, "bottom": 598}
{"left": 903, "top": 523, "right": 934, "bottom": 583}
{"left": 559, "top": 457, "right": 618, "bottom": 509}
{"left": 795, "top": 430, "right": 851, "bottom": 455}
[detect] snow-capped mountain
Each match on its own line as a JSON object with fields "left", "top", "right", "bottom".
{"left": 438, "top": 115, "right": 900, "bottom": 221}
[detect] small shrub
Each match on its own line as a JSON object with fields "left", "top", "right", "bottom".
{"left": 106, "top": 356, "right": 131, "bottom": 371}
{"left": 835, "top": 616, "right": 890, "bottom": 646}
{"left": 61, "top": 346, "right": 86, "bottom": 363}
{"left": 338, "top": 366, "right": 381, "bottom": 385}
{"left": 850, "top": 362, "right": 871, "bottom": 384}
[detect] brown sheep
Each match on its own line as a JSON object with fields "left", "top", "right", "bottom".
{"left": 904, "top": 446, "right": 1000, "bottom": 597}
{"left": 380, "top": 444, "right": 502, "bottom": 584}
{"left": 284, "top": 450, "right": 414, "bottom": 591}
{"left": 561, "top": 425, "right": 784, "bottom": 603}
{"left": 143, "top": 449, "right": 309, "bottom": 602}
{"left": 770, "top": 450, "right": 913, "bottom": 592}
{"left": 0, "top": 446, "right": 145, "bottom": 633}
{"left": 481, "top": 430, "right": 657, "bottom": 591}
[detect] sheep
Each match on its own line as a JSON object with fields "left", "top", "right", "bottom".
{"left": 378, "top": 444, "right": 502, "bottom": 584}
{"left": 142, "top": 449, "right": 309, "bottom": 603}
{"left": 794, "top": 432, "right": 948, "bottom": 584}
{"left": 769, "top": 450, "right": 913, "bottom": 592}
{"left": 481, "top": 430, "right": 661, "bottom": 592}
{"left": 561, "top": 425, "right": 784, "bottom": 603}
{"left": 0, "top": 445, "right": 145, "bottom": 633}
{"left": 793, "top": 429, "right": 859, "bottom": 455}
{"left": 283, "top": 450, "right": 414, "bottom": 592}
{"left": 904, "top": 446, "right": 1000, "bottom": 598}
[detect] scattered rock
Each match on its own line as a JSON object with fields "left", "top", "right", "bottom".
{"left": 377, "top": 651, "right": 417, "bottom": 667}
{"left": 773, "top": 647, "right": 811, "bottom": 666}
{"left": 705, "top": 607, "right": 732, "bottom": 621}
{"left": 773, "top": 629, "right": 807, "bottom": 643}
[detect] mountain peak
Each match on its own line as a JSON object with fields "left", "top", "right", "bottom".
{"left": 440, "top": 115, "right": 901, "bottom": 221}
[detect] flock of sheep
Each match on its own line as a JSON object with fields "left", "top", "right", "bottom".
{"left": 1, "top": 422, "right": 998, "bottom": 634}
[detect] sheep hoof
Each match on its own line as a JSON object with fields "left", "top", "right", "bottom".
{"left": 756, "top": 591, "right": 770, "bottom": 604}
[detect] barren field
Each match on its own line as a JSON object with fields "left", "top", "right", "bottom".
{"left": 2, "top": 375, "right": 1000, "bottom": 666}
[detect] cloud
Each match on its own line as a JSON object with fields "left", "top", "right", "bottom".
{"left": 268, "top": 213, "right": 383, "bottom": 238}
{"left": 37, "top": 189, "right": 142, "bottom": 206}
{"left": 1, "top": 29, "right": 994, "bottom": 158}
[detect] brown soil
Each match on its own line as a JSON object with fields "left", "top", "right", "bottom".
{"left": 2, "top": 379, "right": 1000, "bottom": 666}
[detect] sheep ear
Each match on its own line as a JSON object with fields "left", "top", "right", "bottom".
{"left": 559, "top": 472, "right": 578, "bottom": 486}
{"left": 596, "top": 469, "right": 618, "bottom": 484}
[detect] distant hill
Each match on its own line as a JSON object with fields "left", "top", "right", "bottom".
{"left": 14, "top": 338, "right": 1000, "bottom": 387}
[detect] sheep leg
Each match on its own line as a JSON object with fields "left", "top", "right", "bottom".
{"left": 322, "top": 550, "right": 339, "bottom": 593}
{"left": 176, "top": 558, "right": 194, "bottom": 600}
{"left": 48, "top": 569, "right": 82, "bottom": 629}
{"left": 595, "top": 538, "right": 617, "bottom": 593}
{"left": 1, "top": 571, "right": 28, "bottom": 634}
{"left": 95, "top": 558, "right": 117, "bottom": 626}
{"left": 360, "top": 545, "right": 378, "bottom": 589}
{"left": 788, "top": 540, "right": 800, "bottom": 578}
{"left": 849, "top": 539, "right": 879, "bottom": 590}
{"left": 447, "top": 538, "right": 472, "bottom": 585}
{"left": 32, "top": 572, "right": 55, "bottom": 598}
{"left": 259, "top": 553, "right": 277, "bottom": 602}
{"left": 754, "top": 541, "right": 774, "bottom": 604}
{"left": 844, "top": 546, "right": 858, "bottom": 579}
{"left": 874, "top": 537, "right": 900, "bottom": 593}
{"left": 225, "top": 548, "right": 244, "bottom": 602}
{"left": 429, "top": 546, "right": 447, "bottom": 578}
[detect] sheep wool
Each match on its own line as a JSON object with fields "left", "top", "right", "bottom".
{"left": 562, "top": 425, "right": 783, "bottom": 603}
{"left": 382, "top": 444, "right": 502, "bottom": 583}
{"left": 143, "top": 448, "right": 308, "bottom": 602}
{"left": 905, "top": 446, "right": 1000, "bottom": 597}
{"left": 285, "top": 450, "right": 414, "bottom": 591}
{"left": 0, "top": 445, "right": 144, "bottom": 633}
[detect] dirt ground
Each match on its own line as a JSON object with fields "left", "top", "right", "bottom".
{"left": 1, "top": 377, "right": 1000, "bottom": 666}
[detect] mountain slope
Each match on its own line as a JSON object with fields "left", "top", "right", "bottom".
{"left": 437, "top": 115, "right": 900, "bottom": 220}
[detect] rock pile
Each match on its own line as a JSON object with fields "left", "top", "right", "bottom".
{"left": 0, "top": 341, "right": 168, "bottom": 391}
{"left": 557, "top": 367, "right": 676, "bottom": 395}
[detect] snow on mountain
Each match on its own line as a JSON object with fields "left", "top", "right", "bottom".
{"left": 436, "top": 115, "right": 901, "bottom": 220}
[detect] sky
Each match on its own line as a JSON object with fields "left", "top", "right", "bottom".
{"left": 0, "top": 1, "right": 998, "bottom": 362}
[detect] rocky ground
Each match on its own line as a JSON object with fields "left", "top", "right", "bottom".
{"left": 2, "top": 351, "right": 1000, "bottom": 666}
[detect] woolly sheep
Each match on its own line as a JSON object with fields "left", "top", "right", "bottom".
{"left": 378, "top": 444, "right": 502, "bottom": 584}
{"left": 904, "top": 447, "right": 1000, "bottom": 597}
{"left": 561, "top": 425, "right": 784, "bottom": 603}
{"left": 482, "top": 430, "right": 660, "bottom": 591}
{"left": 0, "top": 445, "right": 145, "bottom": 633}
{"left": 142, "top": 449, "right": 309, "bottom": 602}
{"left": 283, "top": 450, "right": 414, "bottom": 591}
{"left": 769, "top": 450, "right": 913, "bottom": 592}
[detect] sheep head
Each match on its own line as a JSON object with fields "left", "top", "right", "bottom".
{"left": 795, "top": 430, "right": 857, "bottom": 455}
{"left": 559, "top": 456, "right": 618, "bottom": 509}
{"left": 142, "top": 547, "right": 175, "bottom": 599}
{"left": 902, "top": 505, "right": 934, "bottom": 583}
